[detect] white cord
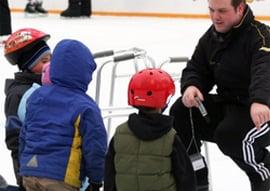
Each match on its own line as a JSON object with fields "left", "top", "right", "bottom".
{"left": 186, "top": 108, "right": 200, "bottom": 153}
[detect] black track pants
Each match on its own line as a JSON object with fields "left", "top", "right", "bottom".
{"left": 170, "top": 94, "right": 270, "bottom": 189}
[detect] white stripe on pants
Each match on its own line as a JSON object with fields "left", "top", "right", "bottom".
{"left": 242, "top": 123, "right": 270, "bottom": 181}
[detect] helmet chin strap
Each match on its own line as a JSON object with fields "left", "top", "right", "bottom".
{"left": 161, "top": 94, "right": 173, "bottom": 113}
{"left": 161, "top": 105, "right": 168, "bottom": 113}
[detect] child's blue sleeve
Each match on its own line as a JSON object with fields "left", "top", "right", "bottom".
{"left": 80, "top": 106, "right": 107, "bottom": 183}
{"left": 17, "top": 83, "right": 40, "bottom": 122}
{"left": 80, "top": 177, "right": 89, "bottom": 191}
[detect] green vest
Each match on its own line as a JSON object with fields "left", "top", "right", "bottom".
{"left": 114, "top": 122, "right": 177, "bottom": 191}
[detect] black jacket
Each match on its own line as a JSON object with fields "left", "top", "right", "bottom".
{"left": 104, "top": 111, "right": 196, "bottom": 191}
{"left": 4, "top": 71, "right": 41, "bottom": 186}
{"left": 181, "top": 6, "right": 270, "bottom": 106}
{"left": 5, "top": 72, "right": 41, "bottom": 117}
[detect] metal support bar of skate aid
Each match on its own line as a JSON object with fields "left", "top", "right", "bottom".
{"left": 159, "top": 56, "right": 189, "bottom": 80}
{"left": 102, "top": 108, "right": 136, "bottom": 141}
{"left": 94, "top": 47, "right": 156, "bottom": 136}
{"left": 102, "top": 107, "right": 136, "bottom": 120}
{"left": 94, "top": 47, "right": 155, "bottom": 104}
{"left": 159, "top": 56, "right": 213, "bottom": 191}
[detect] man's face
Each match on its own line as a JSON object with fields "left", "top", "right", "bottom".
{"left": 208, "top": 0, "right": 244, "bottom": 33}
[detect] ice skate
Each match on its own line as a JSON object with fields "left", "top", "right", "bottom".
{"left": 35, "top": 2, "right": 48, "bottom": 17}
{"left": 24, "top": 3, "right": 38, "bottom": 18}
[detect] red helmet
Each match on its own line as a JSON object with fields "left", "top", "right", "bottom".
{"left": 4, "top": 28, "right": 50, "bottom": 69}
{"left": 128, "top": 68, "right": 175, "bottom": 109}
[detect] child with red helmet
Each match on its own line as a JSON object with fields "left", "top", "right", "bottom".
{"left": 3, "top": 28, "right": 51, "bottom": 190}
{"left": 104, "top": 68, "right": 196, "bottom": 191}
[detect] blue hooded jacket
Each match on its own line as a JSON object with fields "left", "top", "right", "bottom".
{"left": 19, "top": 39, "right": 107, "bottom": 188}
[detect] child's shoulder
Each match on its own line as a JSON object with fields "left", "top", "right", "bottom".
{"left": 14, "top": 71, "right": 41, "bottom": 84}
{"left": 115, "top": 121, "right": 129, "bottom": 133}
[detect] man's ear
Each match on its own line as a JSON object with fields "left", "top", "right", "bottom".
{"left": 237, "top": 2, "right": 246, "bottom": 15}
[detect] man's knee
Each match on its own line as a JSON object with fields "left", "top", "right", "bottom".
{"left": 214, "top": 125, "right": 235, "bottom": 156}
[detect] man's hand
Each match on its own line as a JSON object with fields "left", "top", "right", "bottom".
{"left": 182, "top": 86, "right": 204, "bottom": 108}
{"left": 250, "top": 102, "right": 270, "bottom": 129}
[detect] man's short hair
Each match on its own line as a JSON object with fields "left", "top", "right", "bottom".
{"left": 231, "top": 0, "right": 246, "bottom": 9}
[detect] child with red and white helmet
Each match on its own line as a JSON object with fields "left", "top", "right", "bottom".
{"left": 104, "top": 68, "right": 196, "bottom": 191}
{"left": 3, "top": 28, "right": 51, "bottom": 190}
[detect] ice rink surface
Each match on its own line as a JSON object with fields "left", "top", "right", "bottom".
{"left": 0, "top": 12, "right": 269, "bottom": 190}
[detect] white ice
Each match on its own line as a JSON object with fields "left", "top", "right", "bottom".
{"left": 0, "top": 12, "right": 269, "bottom": 191}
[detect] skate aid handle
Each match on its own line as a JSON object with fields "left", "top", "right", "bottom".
{"left": 93, "top": 50, "right": 114, "bottom": 59}
{"left": 169, "top": 57, "right": 189, "bottom": 63}
{"left": 195, "top": 97, "right": 210, "bottom": 123}
{"left": 113, "top": 53, "right": 135, "bottom": 62}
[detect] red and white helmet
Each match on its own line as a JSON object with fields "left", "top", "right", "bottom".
{"left": 4, "top": 28, "right": 50, "bottom": 69}
{"left": 128, "top": 68, "right": 175, "bottom": 109}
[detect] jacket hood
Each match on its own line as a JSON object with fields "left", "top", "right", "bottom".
{"left": 50, "top": 39, "right": 96, "bottom": 92}
{"left": 128, "top": 112, "right": 173, "bottom": 141}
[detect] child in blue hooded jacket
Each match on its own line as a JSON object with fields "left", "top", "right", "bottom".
{"left": 19, "top": 39, "right": 107, "bottom": 191}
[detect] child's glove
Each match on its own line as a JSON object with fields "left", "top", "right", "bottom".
{"left": 85, "top": 182, "right": 103, "bottom": 191}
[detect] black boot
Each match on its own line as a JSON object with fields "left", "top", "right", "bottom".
{"left": 60, "top": 0, "right": 81, "bottom": 17}
{"left": 81, "top": 0, "right": 91, "bottom": 17}
{"left": 35, "top": 1, "right": 48, "bottom": 15}
{"left": 24, "top": 2, "right": 37, "bottom": 16}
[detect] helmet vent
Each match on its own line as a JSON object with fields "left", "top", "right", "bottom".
{"left": 147, "top": 91, "right": 152, "bottom": 96}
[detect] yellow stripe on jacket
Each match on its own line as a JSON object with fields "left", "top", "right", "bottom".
{"left": 64, "top": 115, "right": 82, "bottom": 187}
